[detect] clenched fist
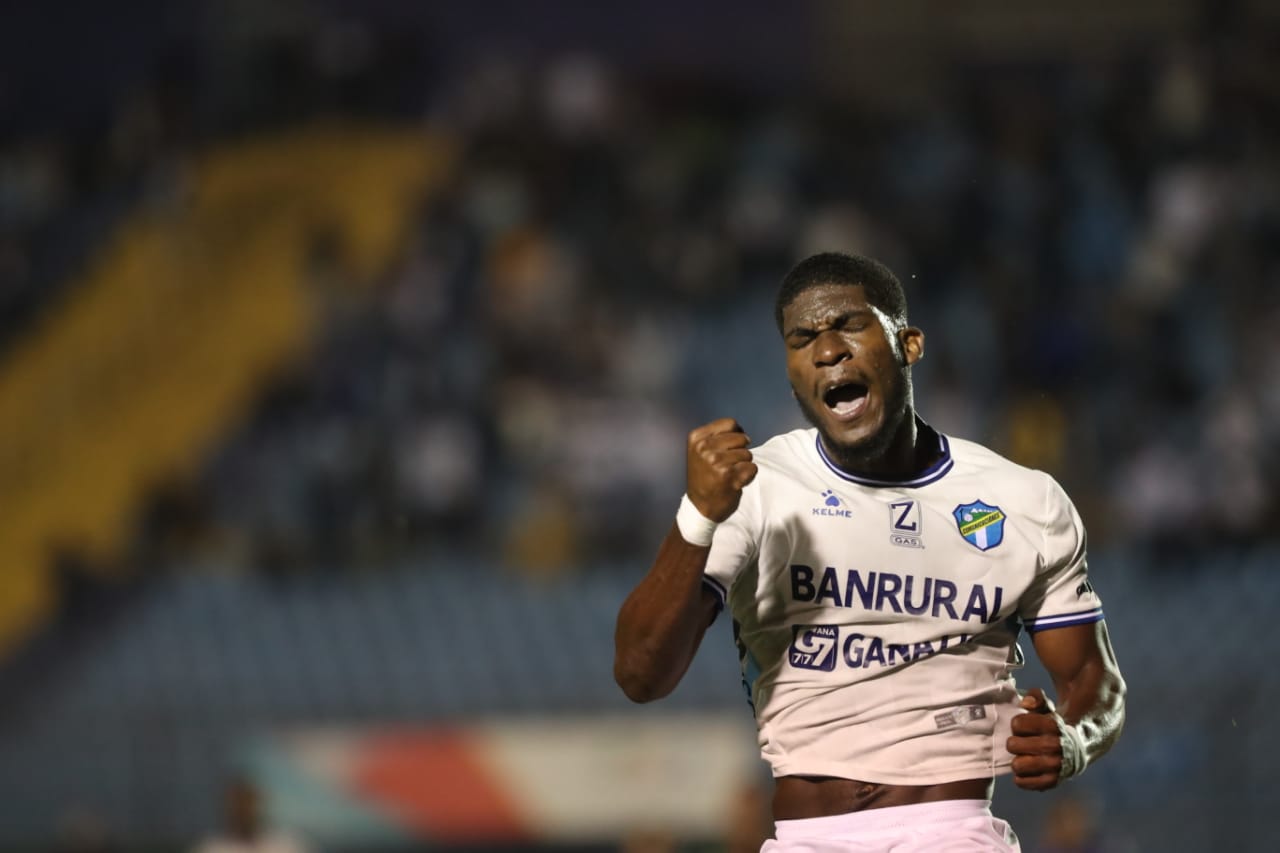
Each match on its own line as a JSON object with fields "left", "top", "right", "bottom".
{"left": 687, "top": 418, "right": 759, "bottom": 522}
{"left": 1007, "top": 688, "right": 1069, "bottom": 791}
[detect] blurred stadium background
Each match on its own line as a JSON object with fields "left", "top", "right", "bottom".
{"left": 1, "top": 0, "right": 1278, "bottom": 850}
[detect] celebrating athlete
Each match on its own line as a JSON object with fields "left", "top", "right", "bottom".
{"left": 614, "top": 252, "right": 1126, "bottom": 852}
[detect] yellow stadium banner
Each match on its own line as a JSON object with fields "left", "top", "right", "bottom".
{"left": 0, "top": 125, "right": 453, "bottom": 658}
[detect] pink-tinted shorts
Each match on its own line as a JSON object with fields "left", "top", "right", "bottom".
{"left": 762, "top": 799, "right": 1020, "bottom": 853}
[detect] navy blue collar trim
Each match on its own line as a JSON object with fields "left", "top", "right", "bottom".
{"left": 815, "top": 421, "right": 954, "bottom": 489}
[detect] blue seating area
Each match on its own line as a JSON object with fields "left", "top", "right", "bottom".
{"left": 0, "top": 556, "right": 743, "bottom": 842}
{"left": 3, "top": 9, "right": 1280, "bottom": 849}
{"left": 0, "top": 548, "right": 1277, "bottom": 847}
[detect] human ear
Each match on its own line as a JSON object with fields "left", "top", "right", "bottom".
{"left": 900, "top": 327, "right": 924, "bottom": 366}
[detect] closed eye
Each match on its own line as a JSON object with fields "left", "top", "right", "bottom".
{"left": 786, "top": 330, "right": 816, "bottom": 349}
{"left": 834, "top": 312, "right": 873, "bottom": 334}
{"left": 786, "top": 310, "right": 875, "bottom": 346}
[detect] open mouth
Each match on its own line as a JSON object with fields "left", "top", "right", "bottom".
{"left": 823, "top": 382, "right": 869, "bottom": 419}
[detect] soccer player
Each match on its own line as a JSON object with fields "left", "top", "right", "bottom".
{"left": 614, "top": 253, "right": 1126, "bottom": 852}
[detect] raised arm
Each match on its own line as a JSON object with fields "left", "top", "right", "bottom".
{"left": 1007, "top": 620, "right": 1127, "bottom": 791}
{"left": 613, "top": 418, "right": 758, "bottom": 703}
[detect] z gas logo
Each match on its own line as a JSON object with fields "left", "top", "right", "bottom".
{"left": 889, "top": 499, "right": 923, "bottom": 548}
{"left": 788, "top": 625, "right": 838, "bottom": 671}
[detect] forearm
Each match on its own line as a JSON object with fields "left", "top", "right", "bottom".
{"left": 1056, "top": 657, "right": 1127, "bottom": 765}
{"left": 1021, "top": 621, "right": 1127, "bottom": 785}
{"left": 613, "top": 524, "right": 716, "bottom": 703}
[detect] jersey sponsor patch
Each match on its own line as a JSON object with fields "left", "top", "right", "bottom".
{"left": 888, "top": 498, "right": 923, "bottom": 548}
{"left": 788, "top": 625, "right": 839, "bottom": 671}
{"left": 788, "top": 623, "right": 976, "bottom": 673}
{"left": 789, "top": 565, "right": 1006, "bottom": 624}
{"left": 953, "top": 500, "right": 1006, "bottom": 551}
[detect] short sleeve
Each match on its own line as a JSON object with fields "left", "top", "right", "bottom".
{"left": 1018, "top": 474, "right": 1104, "bottom": 633}
{"left": 700, "top": 481, "right": 762, "bottom": 613}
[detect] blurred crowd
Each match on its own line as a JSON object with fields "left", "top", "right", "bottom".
{"left": 6, "top": 10, "right": 1280, "bottom": 580}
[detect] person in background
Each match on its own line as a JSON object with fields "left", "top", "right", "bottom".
{"left": 191, "top": 777, "right": 312, "bottom": 853}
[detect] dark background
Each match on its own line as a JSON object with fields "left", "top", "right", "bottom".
{"left": 0, "top": 1, "right": 1277, "bottom": 850}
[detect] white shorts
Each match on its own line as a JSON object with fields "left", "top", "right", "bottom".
{"left": 762, "top": 799, "right": 1020, "bottom": 853}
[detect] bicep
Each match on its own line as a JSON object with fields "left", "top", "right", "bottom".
{"left": 1029, "top": 620, "right": 1120, "bottom": 696}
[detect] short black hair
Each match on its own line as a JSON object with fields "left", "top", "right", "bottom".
{"left": 775, "top": 252, "right": 908, "bottom": 333}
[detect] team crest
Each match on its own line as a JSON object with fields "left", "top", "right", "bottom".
{"left": 953, "top": 500, "right": 1006, "bottom": 551}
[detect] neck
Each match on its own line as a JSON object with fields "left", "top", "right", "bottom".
{"left": 822, "top": 411, "right": 935, "bottom": 480}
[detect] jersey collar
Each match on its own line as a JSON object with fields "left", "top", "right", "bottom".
{"left": 814, "top": 417, "right": 954, "bottom": 488}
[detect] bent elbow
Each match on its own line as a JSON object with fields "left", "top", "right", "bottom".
{"left": 619, "top": 680, "right": 661, "bottom": 704}
{"left": 1094, "top": 667, "right": 1128, "bottom": 754}
{"left": 1105, "top": 665, "right": 1128, "bottom": 710}
{"left": 1111, "top": 670, "right": 1129, "bottom": 726}
{"left": 613, "top": 660, "right": 670, "bottom": 704}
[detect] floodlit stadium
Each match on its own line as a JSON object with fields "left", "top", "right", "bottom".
{"left": 0, "top": 1, "right": 1278, "bottom": 850}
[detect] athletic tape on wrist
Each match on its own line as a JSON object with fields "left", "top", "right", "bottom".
{"left": 1057, "top": 719, "right": 1089, "bottom": 779}
{"left": 676, "top": 494, "right": 718, "bottom": 547}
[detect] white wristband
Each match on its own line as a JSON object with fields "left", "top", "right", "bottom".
{"left": 676, "top": 494, "right": 719, "bottom": 547}
{"left": 1057, "top": 719, "right": 1090, "bottom": 779}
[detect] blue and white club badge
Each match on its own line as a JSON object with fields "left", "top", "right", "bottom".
{"left": 953, "top": 500, "right": 1006, "bottom": 551}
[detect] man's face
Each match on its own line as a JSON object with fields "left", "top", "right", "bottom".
{"left": 781, "top": 283, "right": 923, "bottom": 467}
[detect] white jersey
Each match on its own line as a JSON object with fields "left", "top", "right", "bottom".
{"left": 701, "top": 421, "right": 1104, "bottom": 785}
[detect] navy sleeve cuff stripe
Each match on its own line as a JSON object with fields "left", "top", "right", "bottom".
{"left": 702, "top": 576, "right": 727, "bottom": 609}
{"left": 1024, "top": 608, "right": 1104, "bottom": 633}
